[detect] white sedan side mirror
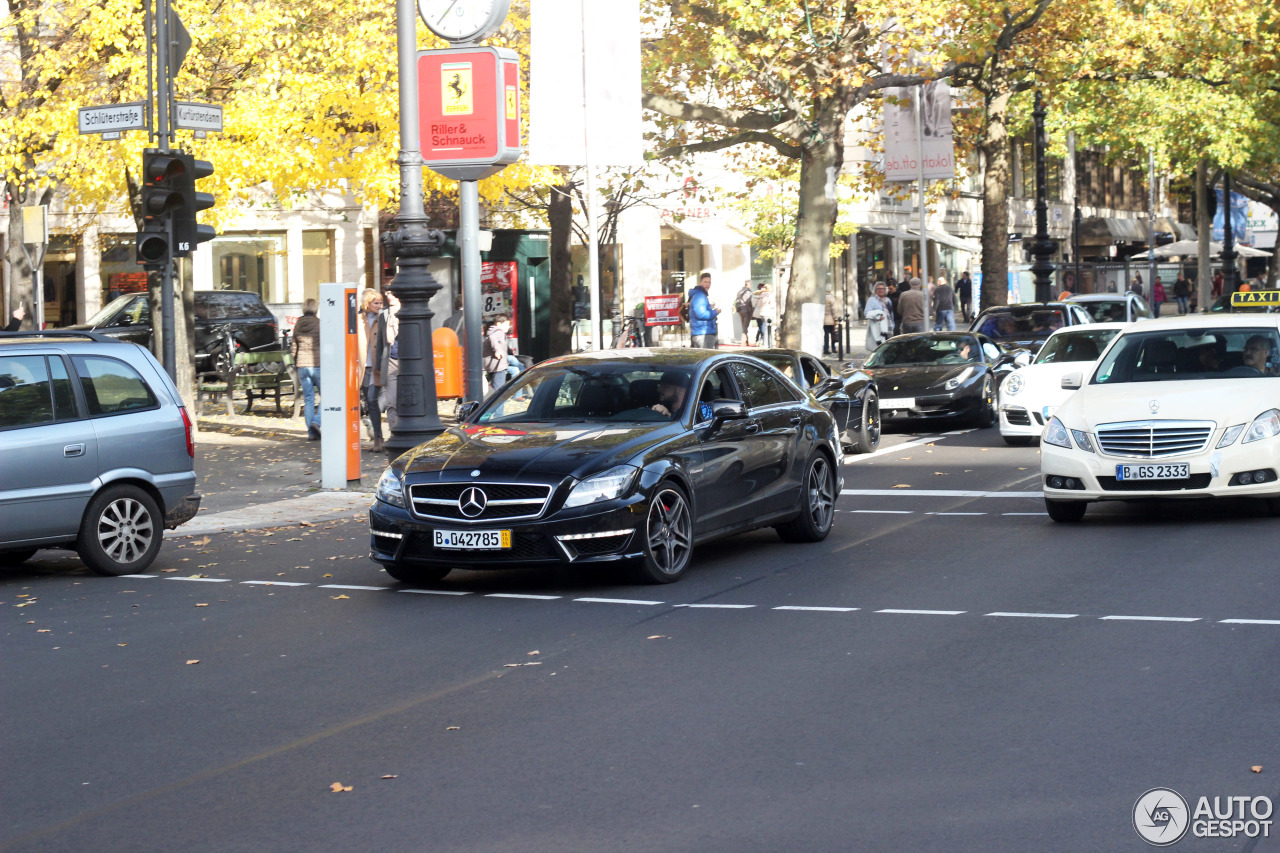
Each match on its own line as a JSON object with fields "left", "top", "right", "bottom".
{"left": 1061, "top": 372, "right": 1082, "bottom": 390}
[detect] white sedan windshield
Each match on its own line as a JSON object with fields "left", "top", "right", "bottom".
{"left": 1093, "top": 328, "right": 1280, "bottom": 383}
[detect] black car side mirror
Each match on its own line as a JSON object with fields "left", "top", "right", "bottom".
{"left": 708, "top": 398, "right": 748, "bottom": 430}
{"left": 817, "top": 376, "right": 843, "bottom": 394}
{"left": 456, "top": 401, "right": 480, "bottom": 422}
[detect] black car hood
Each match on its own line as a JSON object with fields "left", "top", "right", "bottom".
{"left": 865, "top": 363, "right": 978, "bottom": 394}
{"left": 398, "top": 422, "right": 680, "bottom": 480}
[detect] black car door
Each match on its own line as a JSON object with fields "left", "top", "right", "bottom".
{"left": 728, "top": 361, "right": 802, "bottom": 516}
{"left": 100, "top": 296, "right": 152, "bottom": 347}
{"left": 688, "top": 365, "right": 753, "bottom": 534}
{"left": 800, "top": 354, "right": 852, "bottom": 432}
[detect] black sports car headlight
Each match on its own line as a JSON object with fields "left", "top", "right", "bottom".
{"left": 944, "top": 367, "right": 975, "bottom": 390}
{"left": 564, "top": 465, "right": 639, "bottom": 509}
{"left": 375, "top": 468, "right": 406, "bottom": 508}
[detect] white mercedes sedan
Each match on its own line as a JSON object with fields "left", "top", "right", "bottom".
{"left": 998, "top": 322, "right": 1130, "bottom": 445}
{"left": 1041, "top": 315, "right": 1280, "bottom": 522}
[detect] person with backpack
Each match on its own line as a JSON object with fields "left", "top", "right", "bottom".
{"left": 735, "top": 280, "right": 755, "bottom": 345}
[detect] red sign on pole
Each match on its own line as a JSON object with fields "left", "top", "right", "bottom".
{"left": 644, "top": 295, "right": 682, "bottom": 327}
{"left": 419, "top": 46, "right": 521, "bottom": 181}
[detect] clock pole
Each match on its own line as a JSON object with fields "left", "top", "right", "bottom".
{"left": 382, "top": 0, "right": 448, "bottom": 459}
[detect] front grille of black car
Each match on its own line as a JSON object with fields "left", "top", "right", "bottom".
{"left": 408, "top": 482, "right": 552, "bottom": 522}
{"left": 1097, "top": 474, "right": 1212, "bottom": 491}
{"left": 403, "top": 532, "right": 557, "bottom": 562}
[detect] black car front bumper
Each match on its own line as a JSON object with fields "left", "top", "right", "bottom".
{"left": 880, "top": 390, "right": 984, "bottom": 421}
{"left": 369, "top": 497, "right": 649, "bottom": 569}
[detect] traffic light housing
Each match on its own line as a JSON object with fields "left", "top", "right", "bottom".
{"left": 172, "top": 154, "right": 216, "bottom": 257}
{"left": 136, "top": 148, "right": 185, "bottom": 267}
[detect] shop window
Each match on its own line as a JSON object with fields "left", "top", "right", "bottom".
{"left": 302, "top": 230, "right": 334, "bottom": 304}
{"left": 210, "top": 233, "right": 286, "bottom": 302}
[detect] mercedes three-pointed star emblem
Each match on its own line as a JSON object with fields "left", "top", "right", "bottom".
{"left": 458, "top": 486, "right": 488, "bottom": 518}
{"left": 1149, "top": 400, "right": 1160, "bottom": 414}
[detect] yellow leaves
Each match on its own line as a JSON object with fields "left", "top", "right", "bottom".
{"left": 186, "top": 659, "right": 200, "bottom": 665}
{"left": 329, "top": 782, "right": 353, "bottom": 793}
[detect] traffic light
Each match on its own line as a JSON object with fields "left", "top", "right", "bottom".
{"left": 136, "top": 148, "right": 185, "bottom": 267}
{"left": 172, "top": 153, "right": 216, "bottom": 257}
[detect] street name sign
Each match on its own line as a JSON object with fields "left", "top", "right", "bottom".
{"left": 174, "top": 102, "right": 224, "bottom": 132}
{"left": 78, "top": 103, "right": 147, "bottom": 135}
{"left": 1231, "top": 290, "right": 1280, "bottom": 306}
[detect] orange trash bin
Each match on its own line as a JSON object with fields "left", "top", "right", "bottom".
{"left": 433, "top": 326, "right": 464, "bottom": 399}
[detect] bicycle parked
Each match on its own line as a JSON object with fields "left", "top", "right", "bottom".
{"left": 610, "top": 312, "right": 645, "bottom": 348}
{"left": 199, "top": 322, "right": 286, "bottom": 377}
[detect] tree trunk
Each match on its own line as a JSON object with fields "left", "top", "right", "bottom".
{"left": 781, "top": 133, "right": 841, "bottom": 349}
{"left": 5, "top": 211, "right": 33, "bottom": 328}
{"left": 1196, "top": 159, "right": 1211, "bottom": 313}
{"left": 547, "top": 180, "right": 574, "bottom": 357}
{"left": 979, "top": 90, "right": 1012, "bottom": 311}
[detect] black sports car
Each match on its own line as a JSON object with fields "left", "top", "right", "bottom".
{"left": 369, "top": 349, "right": 844, "bottom": 585}
{"left": 751, "top": 348, "right": 880, "bottom": 453}
{"left": 861, "top": 332, "right": 1028, "bottom": 427}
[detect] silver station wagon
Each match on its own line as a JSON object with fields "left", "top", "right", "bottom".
{"left": 0, "top": 331, "right": 199, "bottom": 574}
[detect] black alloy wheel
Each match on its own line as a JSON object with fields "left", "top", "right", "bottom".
{"left": 77, "top": 485, "right": 163, "bottom": 575}
{"left": 1045, "top": 498, "right": 1087, "bottom": 523}
{"left": 634, "top": 483, "right": 693, "bottom": 583}
{"left": 849, "top": 390, "right": 880, "bottom": 454}
{"left": 776, "top": 453, "right": 837, "bottom": 543}
{"left": 384, "top": 563, "right": 453, "bottom": 584}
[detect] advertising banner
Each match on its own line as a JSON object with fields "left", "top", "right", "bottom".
{"left": 883, "top": 82, "right": 955, "bottom": 182}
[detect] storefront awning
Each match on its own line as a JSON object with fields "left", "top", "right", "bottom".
{"left": 663, "top": 219, "right": 757, "bottom": 246}
{"left": 858, "top": 225, "right": 918, "bottom": 241}
{"left": 1080, "top": 216, "right": 1149, "bottom": 243}
{"left": 861, "top": 225, "right": 981, "bottom": 254}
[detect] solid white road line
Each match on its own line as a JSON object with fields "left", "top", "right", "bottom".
{"left": 574, "top": 597, "right": 663, "bottom": 606}
{"left": 1219, "top": 619, "right": 1280, "bottom": 625}
{"left": 841, "top": 489, "right": 1043, "bottom": 498}
{"left": 876, "top": 608, "right": 966, "bottom": 616}
{"left": 166, "top": 577, "right": 232, "bottom": 583}
{"left": 242, "top": 580, "right": 310, "bottom": 587}
{"left": 1002, "top": 512, "right": 1049, "bottom": 516}
{"left": 400, "top": 589, "right": 472, "bottom": 596}
{"left": 773, "top": 606, "right": 859, "bottom": 612}
{"left": 986, "top": 611, "right": 1078, "bottom": 619}
{"left": 120, "top": 574, "right": 157, "bottom": 579}
{"left": 1100, "top": 615, "right": 1201, "bottom": 622}
{"left": 486, "top": 593, "right": 560, "bottom": 600}
{"left": 849, "top": 509, "right": 914, "bottom": 514}
{"left": 319, "top": 584, "right": 388, "bottom": 591}
{"left": 673, "top": 603, "right": 756, "bottom": 609}
{"left": 843, "top": 432, "right": 959, "bottom": 464}
{"left": 927, "top": 511, "right": 986, "bottom": 516}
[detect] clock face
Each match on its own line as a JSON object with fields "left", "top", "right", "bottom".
{"left": 418, "top": 0, "right": 508, "bottom": 43}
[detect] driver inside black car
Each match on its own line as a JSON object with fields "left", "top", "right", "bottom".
{"left": 652, "top": 370, "right": 690, "bottom": 419}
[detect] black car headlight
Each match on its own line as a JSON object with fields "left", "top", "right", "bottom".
{"left": 376, "top": 468, "right": 407, "bottom": 508}
{"left": 944, "top": 367, "right": 975, "bottom": 391}
{"left": 564, "top": 465, "right": 639, "bottom": 509}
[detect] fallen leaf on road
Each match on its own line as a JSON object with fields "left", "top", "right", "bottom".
{"left": 647, "top": 635, "right": 668, "bottom": 640}
{"left": 332, "top": 595, "right": 350, "bottom": 600}
{"left": 1253, "top": 766, "right": 1263, "bottom": 773}
{"left": 118, "top": 643, "right": 127, "bottom": 647}
{"left": 503, "top": 662, "right": 543, "bottom": 667}
{"left": 893, "top": 484, "right": 911, "bottom": 488}
{"left": 528, "top": 650, "right": 540, "bottom": 656}
{"left": 300, "top": 522, "right": 314, "bottom": 527}
{"left": 324, "top": 574, "right": 333, "bottom": 578}
{"left": 163, "top": 568, "right": 179, "bottom": 572}
{"left": 933, "top": 472, "right": 947, "bottom": 475}
{"left": 195, "top": 603, "right": 210, "bottom": 607}
{"left": 186, "top": 659, "right": 200, "bottom": 665}
{"left": 446, "top": 726, "right": 460, "bottom": 731}
{"left": 37, "top": 629, "right": 50, "bottom": 633}
{"left": 329, "top": 783, "right": 353, "bottom": 793}
{"left": 381, "top": 775, "right": 398, "bottom": 779}
{"left": 191, "top": 536, "right": 211, "bottom": 546}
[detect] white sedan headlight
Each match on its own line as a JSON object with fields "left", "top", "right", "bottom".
{"left": 944, "top": 367, "right": 975, "bottom": 391}
{"left": 1003, "top": 373, "right": 1024, "bottom": 396}
{"left": 1043, "top": 416, "right": 1072, "bottom": 449}
{"left": 376, "top": 468, "right": 406, "bottom": 508}
{"left": 1243, "top": 409, "right": 1280, "bottom": 444}
{"left": 564, "top": 465, "right": 638, "bottom": 509}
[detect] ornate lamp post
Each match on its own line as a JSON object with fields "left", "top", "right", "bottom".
{"left": 1029, "top": 93, "right": 1058, "bottom": 303}
{"left": 1221, "top": 172, "right": 1238, "bottom": 295}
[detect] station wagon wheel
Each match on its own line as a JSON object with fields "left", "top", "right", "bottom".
{"left": 634, "top": 483, "right": 692, "bottom": 584}
{"left": 849, "top": 390, "right": 880, "bottom": 453}
{"left": 775, "top": 453, "right": 836, "bottom": 543}
{"left": 77, "top": 485, "right": 164, "bottom": 576}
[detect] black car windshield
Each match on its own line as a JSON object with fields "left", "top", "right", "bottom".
{"left": 85, "top": 294, "right": 143, "bottom": 326}
{"left": 476, "top": 362, "right": 695, "bottom": 424}
{"left": 864, "top": 336, "right": 981, "bottom": 367}
{"left": 1093, "top": 327, "right": 1280, "bottom": 383}
{"left": 1034, "top": 328, "right": 1121, "bottom": 365}
{"left": 973, "top": 306, "right": 1067, "bottom": 339}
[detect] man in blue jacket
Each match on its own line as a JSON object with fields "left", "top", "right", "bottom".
{"left": 689, "top": 272, "right": 720, "bottom": 349}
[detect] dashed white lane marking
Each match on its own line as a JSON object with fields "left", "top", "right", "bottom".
{"left": 848, "top": 509, "right": 913, "bottom": 514}
{"left": 166, "top": 576, "right": 232, "bottom": 583}
{"left": 242, "top": 580, "right": 309, "bottom": 587}
{"left": 673, "top": 603, "right": 756, "bottom": 609}
{"left": 121, "top": 574, "right": 157, "bottom": 579}
{"left": 844, "top": 431, "right": 971, "bottom": 464}
{"left": 841, "top": 489, "right": 1043, "bottom": 498}
{"left": 319, "top": 584, "right": 387, "bottom": 591}
{"left": 987, "top": 611, "right": 1078, "bottom": 619}
{"left": 1002, "top": 512, "right": 1048, "bottom": 516}
{"left": 774, "top": 606, "right": 859, "bottom": 612}
{"left": 400, "top": 589, "right": 472, "bottom": 596}
{"left": 575, "top": 597, "right": 663, "bottom": 606}
{"left": 1100, "top": 615, "right": 1201, "bottom": 623}
{"left": 927, "top": 512, "right": 986, "bottom": 516}
{"left": 1220, "top": 619, "right": 1280, "bottom": 625}
{"left": 876, "top": 609, "right": 966, "bottom": 616}
{"left": 487, "top": 593, "right": 560, "bottom": 600}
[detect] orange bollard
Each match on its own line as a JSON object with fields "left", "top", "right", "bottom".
{"left": 432, "top": 326, "right": 464, "bottom": 398}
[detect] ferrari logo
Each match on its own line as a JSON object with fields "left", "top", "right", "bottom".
{"left": 441, "top": 63, "right": 473, "bottom": 115}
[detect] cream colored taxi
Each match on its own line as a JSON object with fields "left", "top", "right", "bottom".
{"left": 1040, "top": 315, "right": 1280, "bottom": 521}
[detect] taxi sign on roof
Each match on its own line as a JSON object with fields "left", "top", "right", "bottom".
{"left": 1231, "top": 290, "right": 1280, "bottom": 306}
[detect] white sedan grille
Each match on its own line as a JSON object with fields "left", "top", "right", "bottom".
{"left": 1094, "top": 420, "right": 1214, "bottom": 458}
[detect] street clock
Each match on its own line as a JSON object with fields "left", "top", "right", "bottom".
{"left": 419, "top": 0, "right": 510, "bottom": 44}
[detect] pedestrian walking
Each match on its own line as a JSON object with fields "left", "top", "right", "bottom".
{"left": 483, "top": 314, "right": 515, "bottom": 389}
{"left": 933, "top": 277, "right": 956, "bottom": 331}
{"left": 1212, "top": 270, "right": 1224, "bottom": 298}
{"left": 823, "top": 290, "right": 838, "bottom": 355}
{"left": 751, "top": 282, "right": 775, "bottom": 346}
{"left": 689, "top": 271, "right": 721, "bottom": 349}
{"left": 957, "top": 271, "right": 973, "bottom": 322}
{"left": 375, "top": 290, "right": 401, "bottom": 433}
{"left": 291, "top": 299, "right": 322, "bottom": 440}
{"left": 1173, "top": 273, "right": 1192, "bottom": 314}
{"left": 864, "top": 282, "right": 893, "bottom": 351}
{"left": 357, "top": 288, "right": 384, "bottom": 452}
{"left": 1152, "top": 278, "right": 1166, "bottom": 317}
{"left": 887, "top": 281, "right": 903, "bottom": 335}
{"left": 898, "top": 278, "right": 926, "bottom": 333}
{"left": 734, "top": 280, "right": 755, "bottom": 346}
{"left": 1129, "top": 274, "right": 1144, "bottom": 300}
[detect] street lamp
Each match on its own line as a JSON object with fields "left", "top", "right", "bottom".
{"left": 1029, "top": 93, "right": 1058, "bottom": 303}
{"left": 1221, "top": 172, "right": 1238, "bottom": 295}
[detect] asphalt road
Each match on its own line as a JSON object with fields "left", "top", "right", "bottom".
{"left": 5, "top": 425, "right": 1280, "bottom": 852}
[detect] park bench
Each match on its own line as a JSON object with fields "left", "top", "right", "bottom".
{"left": 199, "top": 350, "right": 298, "bottom": 416}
